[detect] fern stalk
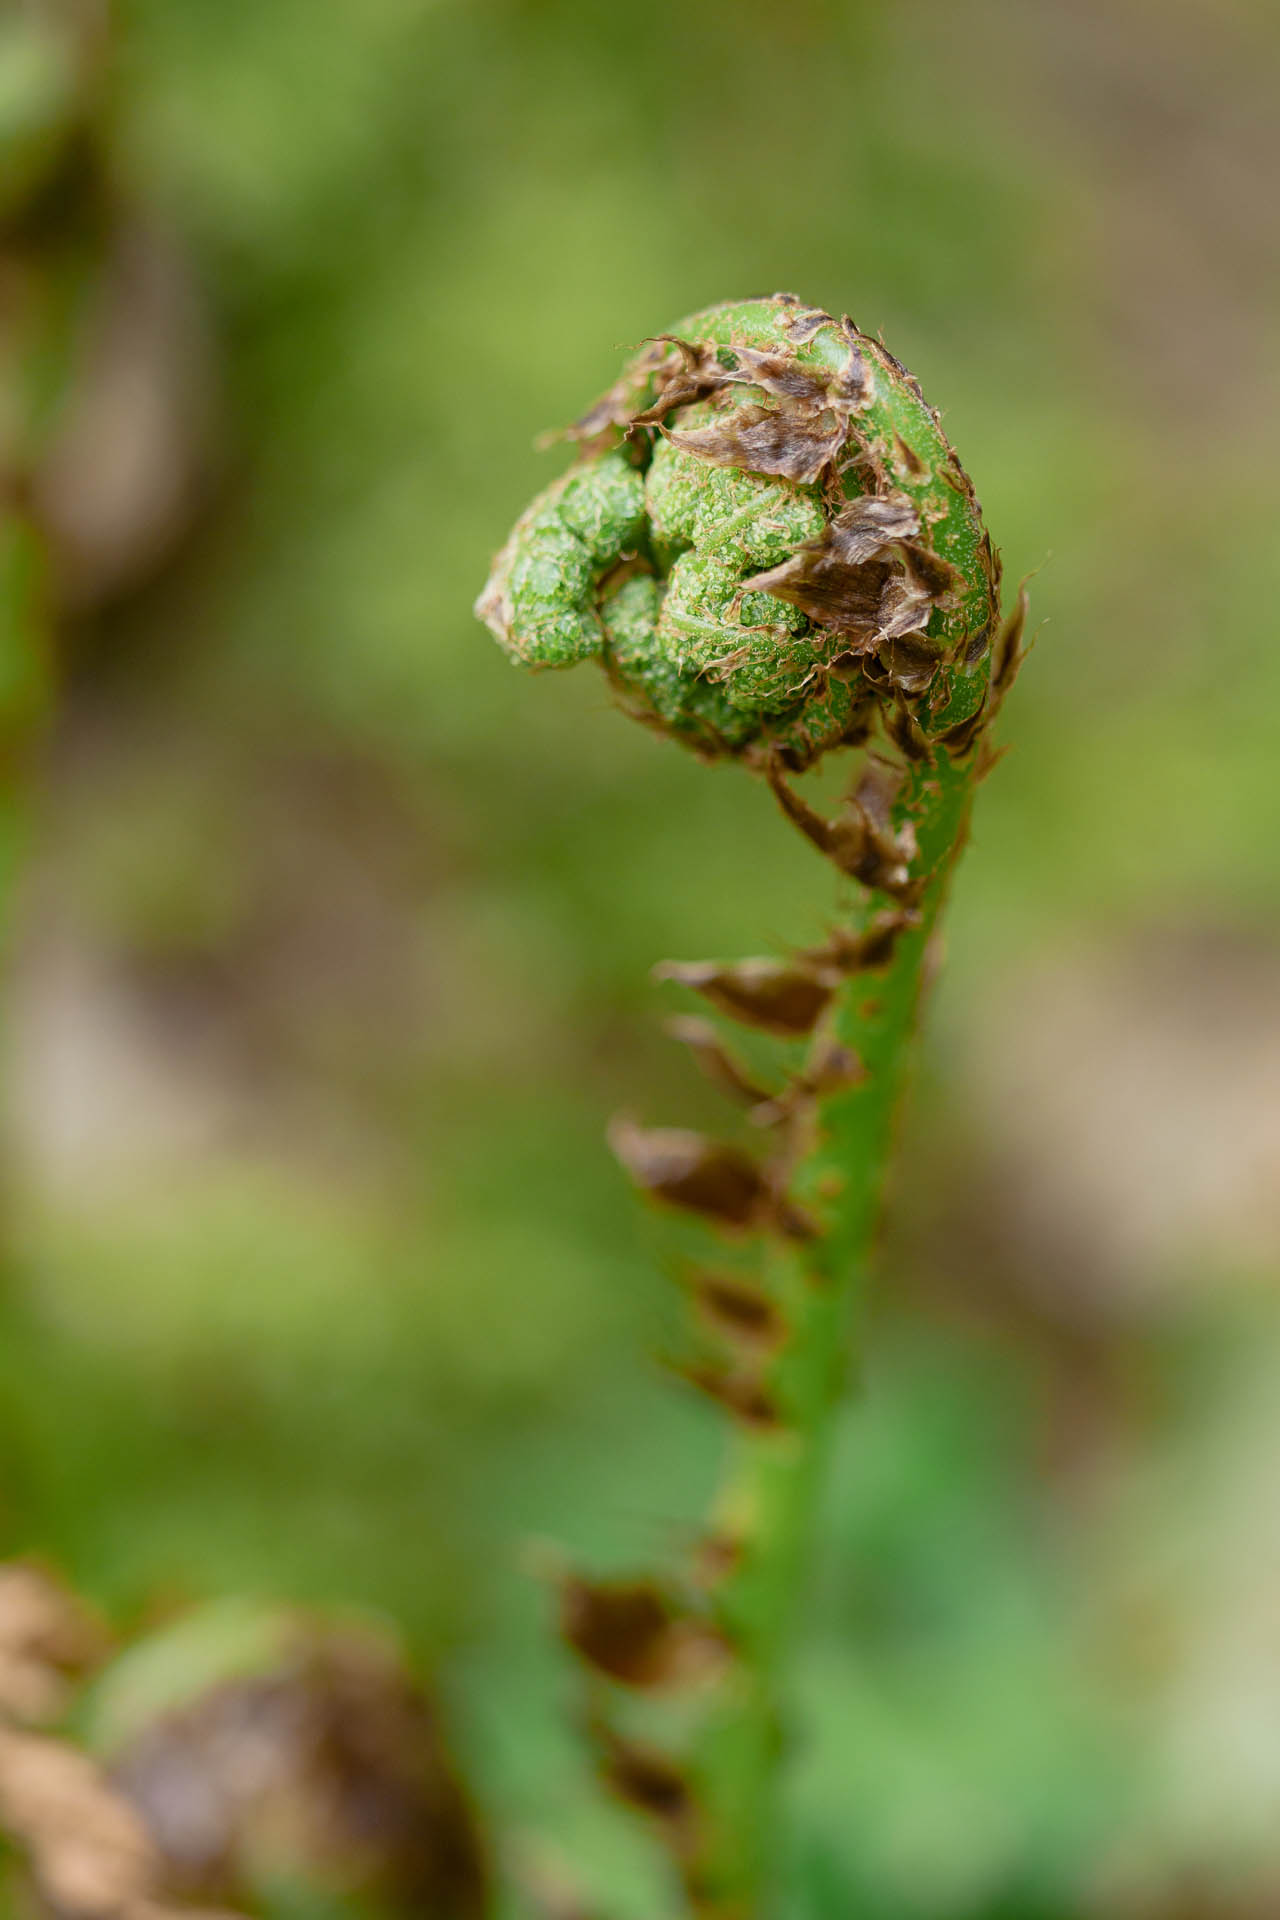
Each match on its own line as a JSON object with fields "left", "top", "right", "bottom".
{"left": 476, "top": 293, "right": 1022, "bottom": 1917}
{"left": 676, "top": 751, "right": 987, "bottom": 1908}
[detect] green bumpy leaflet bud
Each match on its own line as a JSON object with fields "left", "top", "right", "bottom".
{"left": 476, "top": 293, "right": 1001, "bottom": 769}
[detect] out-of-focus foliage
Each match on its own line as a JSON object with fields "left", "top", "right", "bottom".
{"left": 1, "top": 1, "right": 1279, "bottom": 1915}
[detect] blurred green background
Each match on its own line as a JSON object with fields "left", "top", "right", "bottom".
{"left": 2, "top": 0, "right": 1280, "bottom": 1914}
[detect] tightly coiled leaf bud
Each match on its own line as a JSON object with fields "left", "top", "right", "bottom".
{"left": 476, "top": 293, "right": 1000, "bottom": 770}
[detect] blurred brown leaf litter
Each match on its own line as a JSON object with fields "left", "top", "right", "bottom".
{"left": 0, "top": 1563, "right": 489, "bottom": 1919}
{"left": 0, "top": 1561, "right": 240, "bottom": 1920}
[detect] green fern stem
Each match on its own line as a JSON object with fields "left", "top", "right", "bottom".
{"left": 683, "top": 750, "right": 979, "bottom": 1911}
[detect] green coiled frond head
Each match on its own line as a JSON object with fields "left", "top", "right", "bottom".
{"left": 475, "top": 293, "right": 1001, "bottom": 771}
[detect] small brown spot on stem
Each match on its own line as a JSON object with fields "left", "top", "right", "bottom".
{"left": 884, "top": 698, "right": 932, "bottom": 763}
{"left": 691, "top": 1273, "right": 784, "bottom": 1348}
{"left": 804, "top": 1039, "right": 867, "bottom": 1096}
{"left": 748, "top": 1040, "right": 866, "bottom": 1126}
{"left": 892, "top": 431, "right": 925, "bottom": 479}
{"left": 692, "top": 1533, "right": 745, "bottom": 1587}
{"left": 934, "top": 700, "right": 988, "bottom": 759}
{"left": 654, "top": 957, "right": 833, "bottom": 1037}
{"left": 594, "top": 1724, "right": 694, "bottom": 1830}
{"left": 805, "top": 907, "right": 918, "bottom": 974}
{"left": 607, "top": 1119, "right": 772, "bottom": 1230}
{"left": 678, "top": 1361, "right": 782, "bottom": 1430}
{"left": 560, "top": 1578, "right": 724, "bottom": 1690}
{"left": 663, "top": 1016, "right": 776, "bottom": 1109}
{"left": 991, "top": 582, "right": 1030, "bottom": 704}
{"left": 765, "top": 757, "right": 917, "bottom": 897}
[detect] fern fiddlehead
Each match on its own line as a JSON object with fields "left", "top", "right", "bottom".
{"left": 476, "top": 293, "right": 1023, "bottom": 1917}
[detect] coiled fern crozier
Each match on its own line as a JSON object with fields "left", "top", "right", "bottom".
{"left": 476, "top": 294, "right": 1025, "bottom": 1918}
